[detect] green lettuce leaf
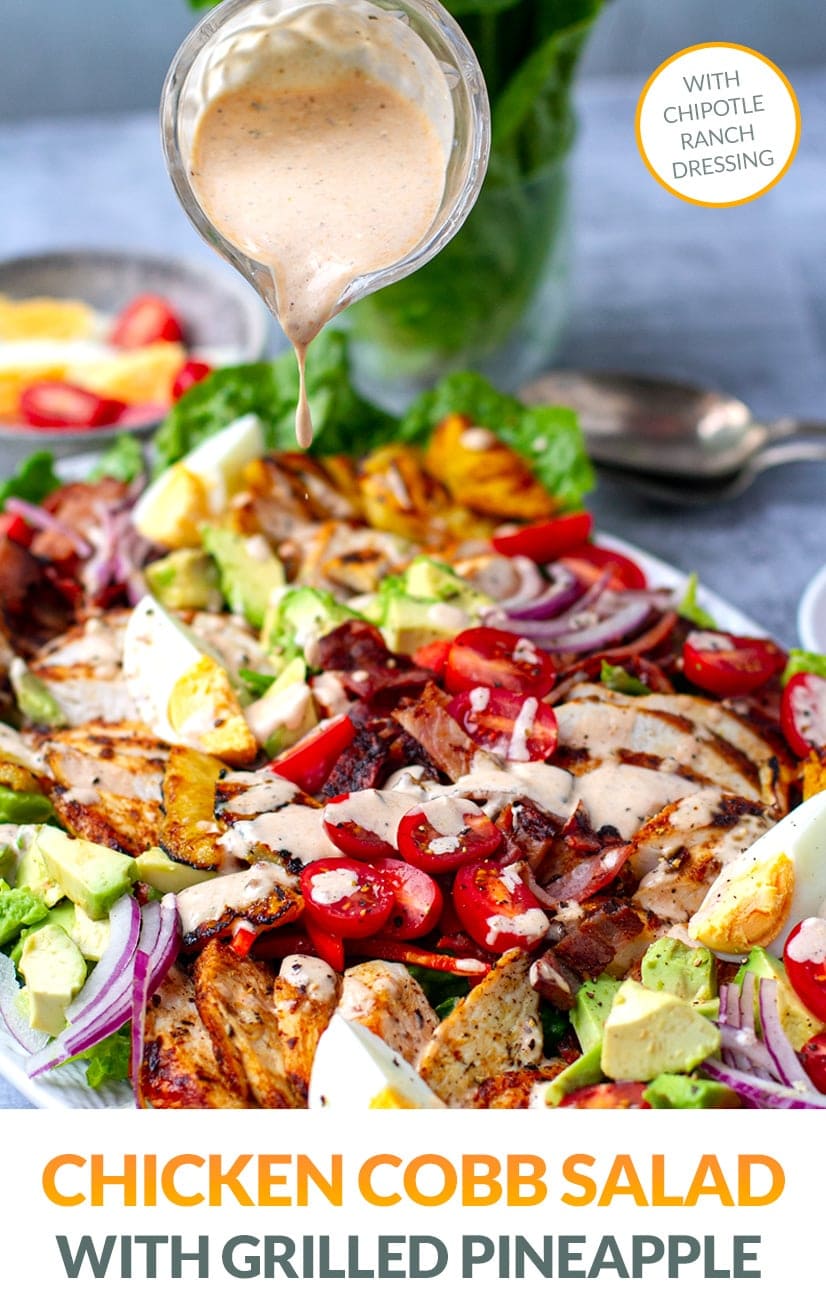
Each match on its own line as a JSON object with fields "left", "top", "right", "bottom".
{"left": 91, "top": 433, "right": 145, "bottom": 483}
{"left": 73, "top": 1026, "right": 131, "bottom": 1089}
{"left": 600, "top": 661, "right": 649, "bottom": 696}
{"left": 398, "top": 370, "right": 593, "bottom": 506}
{"left": 782, "top": 649, "right": 826, "bottom": 684}
{"left": 0, "top": 451, "right": 60, "bottom": 510}
{"left": 152, "top": 331, "right": 393, "bottom": 472}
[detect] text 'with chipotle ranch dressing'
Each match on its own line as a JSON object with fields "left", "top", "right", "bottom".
{"left": 175, "top": 0, "right": 457, "bottom": 447}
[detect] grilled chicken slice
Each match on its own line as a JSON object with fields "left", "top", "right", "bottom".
{"left": 177, "top": 863, "right": 304, "bottom": 953}
{"left": 193, "top": 940, "right": 303, "bottom": 1108}
{"left": 630, "top": 788, "right": 776, "bottom": 924}
{"left": 29, "top": 612, "right": 133, "bottom": 725}
{"left": 554, "top": 699, "right": 763, "bottom": 801}
{"left": 565, "top": 685, "right": 793, "bottom": 809}
{"left": 417, "top": 950, "right": 543, "bottom": 1107}
{"left": 337, "top": 961, "right": 438, "bottom": 1066}
{"left": 471, "top": 1063, "right": 567, "bottom": 1109}
{"left": 139, "top": 964, "right": 252, "bottom": 1109}
{"left": 37, "top": 720, "right": 166, "bottom": 854}
{"left": 272, "top": 955, "right": 340, "bottom": 1102}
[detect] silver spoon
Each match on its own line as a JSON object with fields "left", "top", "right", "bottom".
{"left": 520, "top": 370, "right": 826, "bottom": 502}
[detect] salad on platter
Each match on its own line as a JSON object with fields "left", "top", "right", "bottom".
{"left": 0, "top": 335, "right": 825, "bottom": 1111}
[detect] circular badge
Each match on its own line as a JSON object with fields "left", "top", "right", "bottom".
{"left": 636, "top": 43, "right": 800, "bottom": 207}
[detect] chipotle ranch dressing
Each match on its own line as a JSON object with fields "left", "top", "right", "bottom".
{"left": 183, "top": 1, "right": 453, "bottom": 447}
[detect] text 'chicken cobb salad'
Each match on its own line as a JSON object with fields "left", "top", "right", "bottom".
{"left": 1, "top": 340, "right": 825, "bottom": 1111}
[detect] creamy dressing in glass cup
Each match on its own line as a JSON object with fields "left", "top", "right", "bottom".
{"left": 161, "top": 0, "right": 490, "bottom": 447}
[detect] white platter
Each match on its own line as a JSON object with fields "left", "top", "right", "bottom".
{"left": 797, "top": 562, "right": 826, "bottom": 654}
{"left": 0, "top": 533, "right": 765, "bottom": 1110}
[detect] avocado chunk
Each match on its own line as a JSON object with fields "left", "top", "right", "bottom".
{"left": 16, "top": 836, "right": 66, "bottom": 908}
{"left": 10, "top": 899, "right": 76, "bottom": 966}
{"left": 641, "top": 936, "right": 717, "bottom": 1005}
{"left": 381, "top": 593, "right": 467, "bottom": 656}
{"left": 263, "top": 587, "right": 357, "bottom": 664}
{"left": 735, "top": 948, "right": 823, "bottom": 1049}
{"left": 571, "top": 975, "right": 621, "bottom": 1052}
{"left": 9, "top": 658, "right": 67, "bottom": 728}
{"left": 202, "top": 526, "right": 286, "bottom": 629}
{"left": 0, "top": 844, "right": 16, "bottom": 882}
{"left": 0, "top": 878, "right": 48, "bottom": 946}
{"left": 18, "top": 923, "right": 87, "bottom": 1035}
{"left": 542, "top": 1043, "right": 603, "bottom": 1107}
{"left": 35, "top": 827, "right": 135, "bottom": 920}
{"left": 402, "top": 557, "right": 492, "bottom": 614}
{"left": 601, "top": 980, "right": 720, "bottom": 1082}
{"left": 144, "top": 548, "right": 222, "bottom": 612}
{"left": 70, "top": 904, "right": 111, "bottom": 961}
{"left": 0, "top": 786, "right": 54, "bottom": 826}
{"left": 375, "top": 557, "right": 494, "bottom": 654}
{"left": 243, "top": 657, "right": 317, "bottom": 755}
{"left": 135, "top": 847, "right": 218, "bottom": 895}
{"left": 644, "top": 1073, "right": 740, "bottom": 1109}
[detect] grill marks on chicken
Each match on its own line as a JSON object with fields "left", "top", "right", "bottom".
{"left": 36, "top": 720, "right": 167, "bottom": 855}
{"left": 139, "top": 964, "right": 253, "bottom": 1109}
{"left": 193, "top": 940, "right": 303, "bottom": 1108}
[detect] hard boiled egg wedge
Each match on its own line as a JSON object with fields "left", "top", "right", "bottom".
{"left": 309, "top": 1015, "right": 445, "bottom": 1109}
{"left": 688, "top": 790, "right": 826, "bottom": 957}
{"left": 133, "top": 414, "right": 264, "bottom": 549}
{"left": 123, "top": 596, "right": 256, "bottom": 765}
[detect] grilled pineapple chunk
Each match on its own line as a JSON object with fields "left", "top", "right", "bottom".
{"left": 160, "top": 747, "right": 226, "bottom": 870}
{"left": 424, "top": 413, "right": 558, "bottom": 521}
{"left": 359, "top": 445, "right": 449, "bottom": 544}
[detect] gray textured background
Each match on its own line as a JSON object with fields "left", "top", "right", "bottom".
{"left": 1, "top": 0, "right": 825, "bottom": 120}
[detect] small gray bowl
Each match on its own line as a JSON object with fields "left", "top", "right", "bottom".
{"left": 0, "top": 247, "right": 270, "bottom": 476}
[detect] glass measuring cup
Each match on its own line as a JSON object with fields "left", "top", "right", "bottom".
{"left": 160, "top": 0, "right": 490, "bottom": 334}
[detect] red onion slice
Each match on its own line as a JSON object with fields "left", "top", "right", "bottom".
{"left": 64, "top": 894, "right": 141, "bottom": 1029}
{"left": 504, "top": 565, "right": 584, "bottom": 621}
{"left": 26, "top": 895, "right": 180, "bottom": 1081}
{"left": 758, "top": 977, "right": 818, "bottom": 1093}
{"left": 5, "top": 497, "right": 92, "bottom": 559}
{"left": 535, "top": 600, "right": 655, "bottom": 654}
{"left": 703, "top": 1058, "right": 826, "bottom": 1110}
{"left": 531, "top": 844, "right": 632, "bottom": 908}
{"left": 0, "top": 953, "right": 48, "bottom": 1055}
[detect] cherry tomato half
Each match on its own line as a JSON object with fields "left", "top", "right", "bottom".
{"left": 172, "top": 359, "right": 212, "bottom": 400}
{"left": 560, "top": 543, "right": 647, "bottom": 591}
{"left": 0, "top": 513, "right": 34, "bottom": 548}
{"left": 781, "top": 672, "right": 826, "bottom": 757}
{"left": 560, "top": 1082, "right": 649, "bottom": 1109}
{"left": 374, "top": 858, "right": 444, "bottom": 940}
{"left": 783, "top": 918, "right": 826, "bottom": 1025}
{"left": 304, "top": 918, "right": 346, "bottom": 973}
{"left": 447, "top": 687, "right": 558, "bottom": 762}
{"left": 444, "top": 626, "right": 556, "bottom": 698}
{"left": 682, "top": 630, "right": 786, "bottom": 697}
{"left": 19, "top": 382, "right": 126, "bottom": 430}
{"left": 322, "top": 790, "right": 399, "bottom": 861}
{"left": 300, "top": 858, "right": 394, "bottom": 941}
{"left": 799, "top": 1033, "right": 826, "bottom": 1094}
{"left": 110, "top": 294, "right": 184, "bottom": 349}
{"left": 452, "top": 860, "right": 549, "bottom": 953}
{"left": 412, "top": 638, "right": 452, "bottom": 677}
{"left": 270, "top": 713, "right": 355, "bottom": 794}
{"left": 492, "top": 511, "right": 593, "bottom": 563}
{"left": 397, "top": 798, "right": 502, "bottom": 874}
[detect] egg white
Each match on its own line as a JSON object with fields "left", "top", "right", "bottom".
{"left": 308, "top": 1015, "right": 444, "bottom": 1109}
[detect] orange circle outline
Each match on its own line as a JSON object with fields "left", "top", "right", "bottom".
{"left": 634, "top": 41, "right": 802, "bottom": 209}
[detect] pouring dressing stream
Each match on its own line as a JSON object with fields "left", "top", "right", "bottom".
{"left": 163, "top": 0, "right": 489, "bottom": 447}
